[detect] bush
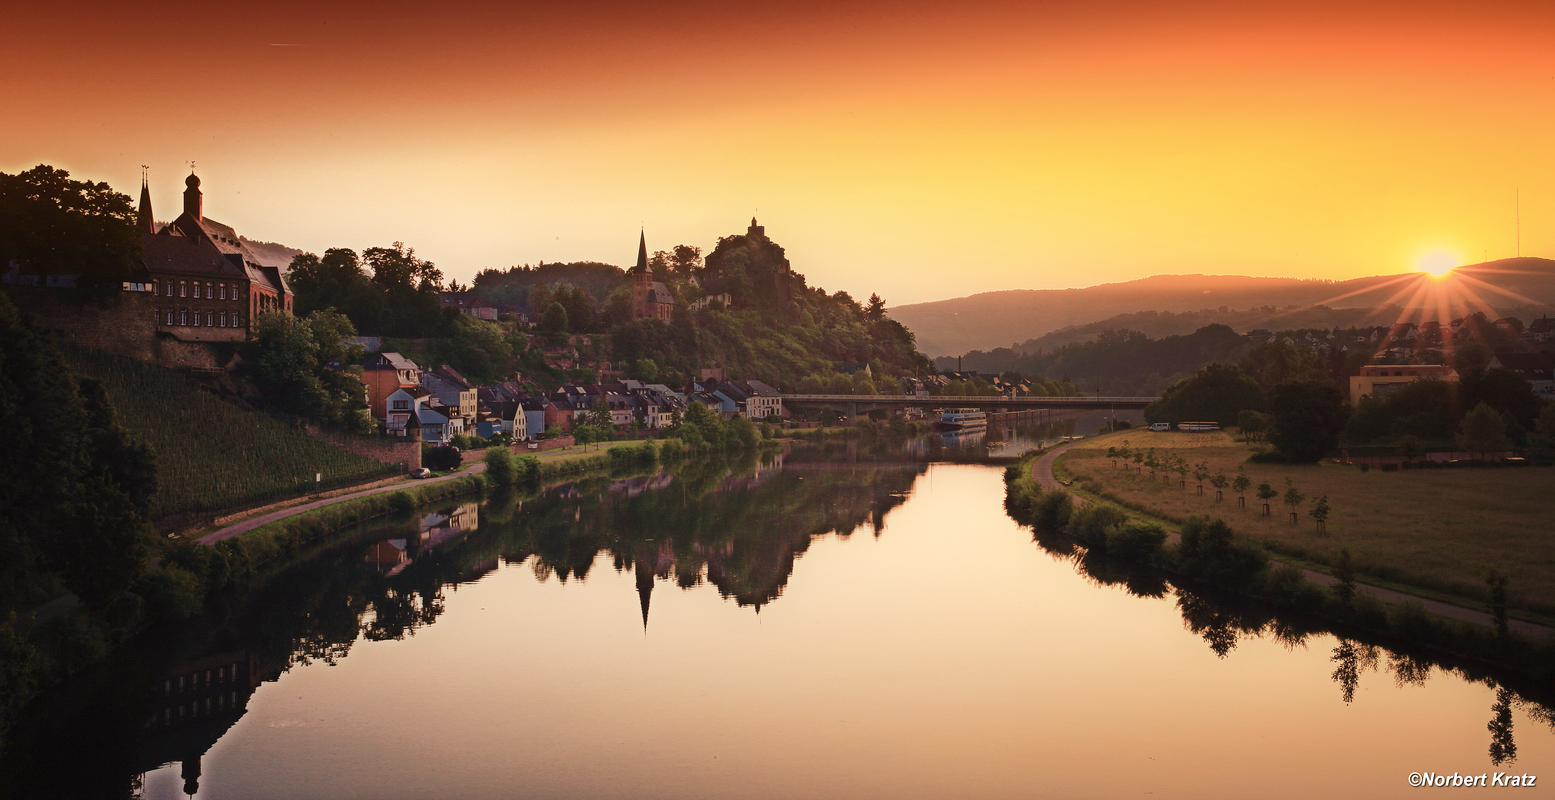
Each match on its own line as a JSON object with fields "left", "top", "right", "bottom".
{"left": 484, "top": 447, "right": 515, "bottom": 485}
{"left": 1108, "top": 520, "right": 1168, "bottom": 562}
{"left": 1068, "top": 504, "right": 1129, "bottom": 552}
{"left": 425, "top": 446, "right": 463, "bottom": 471}
{"left": 515, "top": 455, "right": 541, "bottom": 480}
{"left": 1033, "top": 489, "right": 1074, "bottom": 531}
{"left": 388, "top": 490, "right": 417, "bottom": 513}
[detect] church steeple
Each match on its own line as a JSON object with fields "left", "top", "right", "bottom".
{"left": 137, "top": 167, "right": 155, "bottom": 234}
{"left": 636, "top": 563, "right": 653, "bottom": 631}
{"left": 634, "top": 229, "right": 648, "bottom": 274}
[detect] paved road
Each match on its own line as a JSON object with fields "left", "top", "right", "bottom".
{"left": 1031, "top": 436, "right": 1550, "bottom": 638}
{"left": 198, "top": 461, "right": 489, "bottom": 545}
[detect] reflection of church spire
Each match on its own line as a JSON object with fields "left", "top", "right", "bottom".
{"left": 182, "top": 754, "right": 202, "bottom": 797}
{"left": 636, "top": 561, "right": 653, "bottom": 631}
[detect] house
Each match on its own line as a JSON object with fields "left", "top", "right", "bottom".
{"left": 386, "top": 386, "right": 432, "bottom": 435}
{"left": 414, "top": 404, "right": 453, "bottom": 444}
{"left": 1526, "top": 315, "right": 1555, "bottom": 344}
{"left": 362, "top": 352, "right": 422, "bottom": 421}
{"left": 734, "top": 379, "right": 783, "bottom": 420}
{"left": 439, "top": 291, "right": 499, "bottom": 321}
{"left": 1348, "top": 364, "right": 1458, "bottom": 405}
{"left": 478, "top": 401, "right": 528, "bottom": 440}
{"left": 422, "top": 366, "right": 478, "bottom": 429}
{"left": 1489, "top": 353, "right": 1555, "bottom": 394}
{"left": 137, "top": 172, "right": 293, "bottom": 342}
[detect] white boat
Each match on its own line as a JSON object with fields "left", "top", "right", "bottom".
{"left": 938, "top": 408, "right": 988, "bottom": 430}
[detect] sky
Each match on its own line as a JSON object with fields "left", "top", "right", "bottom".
{"left": 5, "top": 0, "right": 1555, "bottom": 305}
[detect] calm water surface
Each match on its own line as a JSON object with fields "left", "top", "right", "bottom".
{"left": 9, "top": 442, "right": 1551, "bottom": 798}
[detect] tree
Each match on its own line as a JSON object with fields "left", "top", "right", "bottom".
{"left": 247, "top": 310, "right": 369, "bottom": 428}
{"left": 541, "top": 301, "right": 569, "bottom": 336}
{"left": 425, "top": 446, "right": 462, "bottom": 471}
{"left": 1237, "top": 409, "right": 1269, "bottom": 443}
{"left": 1232, "top": 470, "right": 1251, "bottom": 508}
{"left": 1333, "top": 548, "right": 1356, "bottom": 602}
{"left": 864, "top": 293, "right": 887, "bottom": 321}
{"left": 364, "top": 241, "right": 441, "bottom": 292}
{"left": 1457, "top": 402, "right": 1513, "bottom": 458}
{"left": 1192, "top": 460, "right": 1211, "bottom": 495}
{"left": 484, "top": 446, "right": 515, "bottom": 485}
{"left": 1210, "top": 470, "right": 1229, "bottom": 501}
{"left": 1282, "top": 479, "right": 1305, "bottom": 524}
{"left": 1309, "top": 494, "right": 1331, "bottom": 534}
{"left": 1266, "top": 382, "right": 1349, "bottom": 463}
{"left": 0, "top": 165, "right": 142, "bottom": 291}
{"left": 1256, "top": 482, "right": 1278, "bottom": 516}
{"left": 1144, "top": 363, "right": 1266, "bottom": 428}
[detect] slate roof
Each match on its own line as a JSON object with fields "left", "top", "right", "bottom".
{"left": 365, "top": 352, "right": 420, "bottom": 372}
{"left": 141, "top": 233, "right": 248, "bottom": 279}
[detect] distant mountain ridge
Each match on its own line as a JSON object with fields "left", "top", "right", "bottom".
{"left": 240, "top": 236, "right": 305, "bottom": 270}
{"left": 889, "top": 258, "right": 1555, "bottom": 357}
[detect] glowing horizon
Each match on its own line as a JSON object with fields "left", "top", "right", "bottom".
{"left": 5, "top": 1, "right": 1555, "bottom": 306}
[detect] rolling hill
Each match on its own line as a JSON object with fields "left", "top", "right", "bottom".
{"left": 889, "top": 257, "right": 1555, "bottom": 357}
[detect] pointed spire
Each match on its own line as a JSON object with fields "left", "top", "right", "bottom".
{"left": 636, "top": 564, "right": 653, "bottom": 631}
{"left": 137, "top": 167, "right": 155, "bottom": 234}
{"left": 635, "top": 229, "right": 648, "bottom": 274}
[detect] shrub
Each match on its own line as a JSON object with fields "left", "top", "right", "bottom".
{"left": 1068, "top": 504, "right": 1129, "bottom": 551}
{"left": 484, "top": 447, "right": 515, "bottom": 485}
{"left": 1033, "top": 489, "right": 1074, "bottom": 531}
{"left": 425, "top": 446, "right": 463, "bottom": 471}
{"left": 388, "top": 491, "right": 417, "bottom": 513}
{"left": 1108, "top": 520, "right": 1169, "bottom": 562}
{"left": 515, "top": 455, "right": 541, "bottom": 481}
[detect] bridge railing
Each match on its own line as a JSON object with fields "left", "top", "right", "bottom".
{"left": 780, "top": 394, "right": 1158, "bottom": 404}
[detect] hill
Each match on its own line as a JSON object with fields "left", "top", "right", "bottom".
{"left": 890, "top": 258, "right": 1555, "bottom": 357}
{"left": 240, "top": 236, "right": 306, "bottom": 269}
{"left": 62, "top": 345, "right": 398, "bottom": 522}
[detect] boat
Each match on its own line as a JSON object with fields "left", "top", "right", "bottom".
{"left": 938, "top": 408, "right": 988, "bottom": 430}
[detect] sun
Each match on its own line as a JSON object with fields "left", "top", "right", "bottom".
{"left": 1416, "top": 250, "right": 1457, "bottom": 277}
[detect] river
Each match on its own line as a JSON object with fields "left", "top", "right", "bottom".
{"left": 3, "top": 428, "right": 1550, "bottom": 798}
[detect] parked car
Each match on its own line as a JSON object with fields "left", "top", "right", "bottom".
{"left": 410, "top": 467, "right": 432, "bottom": 479}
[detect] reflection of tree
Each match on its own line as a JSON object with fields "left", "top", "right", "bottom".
{"left": 1388, "top": 651, "right": 1432, "bottom": 688}
{"left": 1329, "top": 639, "right": 1378, "bottom": 704}
{"left": 1489, "top": 684, "right": 1517, "bottom": 766}
{"left": 1177, "top": 591, "right": 1245, "bottom": 658}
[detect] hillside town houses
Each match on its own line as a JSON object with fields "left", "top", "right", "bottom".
{"left": 358, "top": 350, "right": 787, "bottom": 444}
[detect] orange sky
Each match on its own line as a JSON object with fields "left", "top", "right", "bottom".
{"left": 5, "top": 1, "right": 1555, "bottom": 305}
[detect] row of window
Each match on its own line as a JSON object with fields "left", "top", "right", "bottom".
{"left": 153, "top": 279, "right": 245, "bottom": 300}
{"left": 162, "top": 309, "right": 244, "bottom": 328}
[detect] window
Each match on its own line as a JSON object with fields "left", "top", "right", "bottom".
{"left": 180, "top": 281, "right": 187, "bottom": 297}
{"left": 153, "top": 280, "right": 159, "bottom": 295}
{"left": 205, "top": 311, "right": 213, "bottom": 327}
{"left": 179, "top": 310, "right": 188, "bottom": 325}
{"left": 165, "top": 310, "right": 173, "bottom": 325}
{"left": 393, "top": 400, "right": 409, "bottom": 410}
{"left": 233, "top": 314, "right": 242, "bottom": 328}
{"left": 220, "top": 284, "right": 227, "bottom": 300}
{"left": 219, "top": 312, "right": 226, "bottom": 327}
{"left": 192, "top": 311, "right": 200, "bottom": 327}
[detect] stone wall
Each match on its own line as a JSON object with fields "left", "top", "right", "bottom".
{"left": 3, "top": 285, "right": 226, "bottom": 370}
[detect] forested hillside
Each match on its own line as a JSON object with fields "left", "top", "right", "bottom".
{"left": 892, "top": 258, "right": 1555, "bottom": 357}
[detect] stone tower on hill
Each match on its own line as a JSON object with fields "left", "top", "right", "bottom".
{"left": 702, "top": 217, "right": 792, "bottom": 307}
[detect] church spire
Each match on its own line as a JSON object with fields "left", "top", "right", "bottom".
{"left": 138, "top": 167, "right": 155, "bottom": 233}
{"left": 636, "top": 563, "right": 653, "bottom": 631}
{"left": 635, "top": 229, "right": 648, "bottom": 274}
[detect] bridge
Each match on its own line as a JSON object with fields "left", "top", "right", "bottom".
{"left": 781, "top": 394, "right": 1159, "bottom": 416}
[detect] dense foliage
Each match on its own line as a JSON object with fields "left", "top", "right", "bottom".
{"left": 0, "top": 165, "right": 142, "bottom": 292}
{"left": 940, "top": 324, "right": 1252, "bottom": 395}
{"left": 244, "top": 310, "right": 375, "bottom": 431}
{"left": 1144, "top": 363, "right": 1266, "bottom": 427}
{"left": 287, "top": 244, "right": 456, "bottom": 336}
{"left": 0, "top": 294, "right": 157, "bottom": 617}
{"left": 1265, "top": 382, "right": 1350, "bottom": 463}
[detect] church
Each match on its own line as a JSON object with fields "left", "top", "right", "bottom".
{"left": 137, "top": 171, "right": 293, "bottom": 341}
{"left": 630, "top": 230, "right": 674, "bottom": 320}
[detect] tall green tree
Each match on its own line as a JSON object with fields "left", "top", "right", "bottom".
{"left": 1145, "top": 363, "right": 1266, "bottom": 427}
{"left": 0, "top": 165, "right": 142, "bottom": 291}
{"left": 1266, "top": 382, "right": 1349, "bottom": 463}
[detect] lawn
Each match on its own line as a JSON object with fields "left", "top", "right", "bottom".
{"left": 1061, "top": 430, "right": 1555, "bottom": 617}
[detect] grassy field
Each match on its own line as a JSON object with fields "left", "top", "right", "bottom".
{"left": 63, "top": 346, "right": 399, "bottom": 520}
{"left": 1061, "top": 430, "right": 1555, "bottom": 617}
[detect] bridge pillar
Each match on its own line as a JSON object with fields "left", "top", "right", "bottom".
{"left": 848, "top": 402, "right": 858, "bottom": 421}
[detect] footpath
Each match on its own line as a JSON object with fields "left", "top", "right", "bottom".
{"left": 1032, "top": 436, "right": 1550, "bottom": 638}
{"left": 198, "top": 461, "right": 489, "bottom": 544}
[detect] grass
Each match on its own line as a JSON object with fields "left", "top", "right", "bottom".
{"left": 62, "top": 345, "right": 399, "bottom": 520}
{"left": 1060, "top": 430, "right": 1555, "bottom": 618}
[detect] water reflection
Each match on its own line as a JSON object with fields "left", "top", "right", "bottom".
{"left": 1019, "top": 494, "right": 1555, "bottom": 772}
{"left": 2, "top": 449, "right": 1551, "bottom": 798}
